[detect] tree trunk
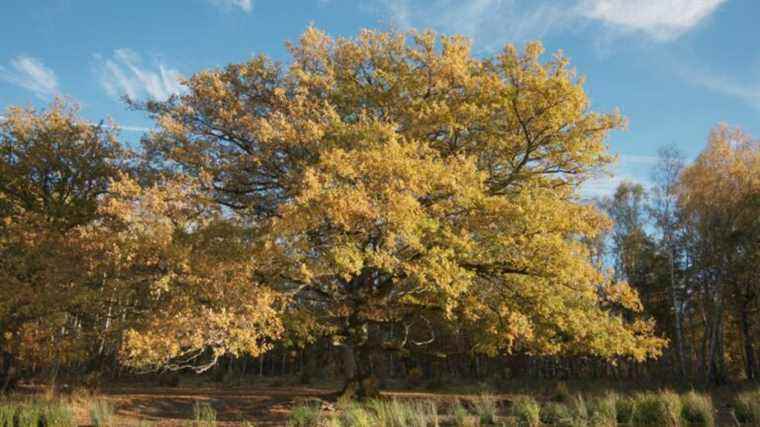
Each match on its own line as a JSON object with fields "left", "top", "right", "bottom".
{"left": 0, "top": 350, "right": 15, "bottom": 392}
{"left": 339, "top": 342, "right": 379, "bottom": 400}
{"left": 741, "top": 302, "right": 756, "bottom": 381}
{"left": 668, "top": 248, "right": 687, "bottom": 380}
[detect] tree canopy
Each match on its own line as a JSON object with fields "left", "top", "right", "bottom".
{"left": 133, "top": 28, "right": 664, "bottom": 396}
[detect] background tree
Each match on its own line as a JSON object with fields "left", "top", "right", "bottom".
{"left": 99, "top": 173, "right": 283, "bottom": 374}
{"left": 138, "top": 28, "right": 665, "bottom": 398}
{"left": 650, "top": 146, "right": 688, "bottom": 379}
{"left": 679, "top": 124, "right": 760, "bottom": 384}
{"left": 0, "top": 100, "right": 126, "bottom": 389}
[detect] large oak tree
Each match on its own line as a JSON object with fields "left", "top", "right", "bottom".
{"left": 135, "top": 28, "right": 664, "bottom": 397}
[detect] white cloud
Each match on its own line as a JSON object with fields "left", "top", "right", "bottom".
{"left": 373, "top": 0, "right": 570, "bottom": 50}
{"left": 373, "top": 0, "right": 725, "bottom": 48}
{"left": 577, "top": 0, "right": 727, "bottom": 41}
{"left": 209, "top": 0, "right": 252, "bottom": 13}
{"left": 0, "top": 56, "right": 59, "bottom": 99}
{"left": 119, "top": 124, "right": 153, "bottom": 133}
{"left": 94, "top": 49, "right": 184, "bottom": 102}
{"left": 581, "top": 154, "right": 658, "bottom": 198}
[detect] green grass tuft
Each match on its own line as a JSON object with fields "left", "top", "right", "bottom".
{"left": 681, "top": 390, "right": 714, "bottom": 427}
{"left": 89, "top": 398, "right": 115, "bottom": 427}
{"left": 540, "top": 401, "right": 573, "bottom": 426}
{"left": 630, "top": 390, "right": 681, "bottom": 427}
{"left": 510, "top": 396, "right": 540, "bottom": 427}
{"left": 472, "top": 394, "right": 498, "bottom": 425}
{"left": 288, "top": 401, "right": 323, "bottom": 427}
{"left": 588, "top": 392, "right": 617, "bottom": 427}
{"left": 193, "top": 401, "right": 217, "bottom": 427}
{"left": 733, "top": 389, "right": 760, "bottom": 424}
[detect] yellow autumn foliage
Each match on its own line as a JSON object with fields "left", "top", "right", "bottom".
{"left": 140, "top": 27, "right": 665, "bottom": 364}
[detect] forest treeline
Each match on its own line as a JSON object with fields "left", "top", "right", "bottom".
{"left": 0, "top": 28, "right": 757, "bottom": 396}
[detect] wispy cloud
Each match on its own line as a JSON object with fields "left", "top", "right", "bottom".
{"left": 577, "top": 0, "right": 727, "bottom": 41}
{"left": 581, "top": 154, "right": 658, "bottom": 198}
{"left": 94, "top": 49, "right": 184, "bottom": 102}
{"left": 679, "top": 66, "right": 760, "bottom": 110}
{"left": 373, "top": 0, "right": 724, "bottom": 49}
{"left": 0, "top": 56, "right": 59, "bottom": 99}
{"left": 208, "top": 0, "right": 253, "bottom": 13}
{"left": 372, "top": 0, "right": 570, "bottom": 50}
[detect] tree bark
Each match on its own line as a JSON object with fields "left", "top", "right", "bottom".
{"left": 0, "top": 350, "right": 15, "bottom": 392}
{"left": 740, "top": 301, "right": 756, "bottom": 381}
{"left": 668, "top": 248, "right": 687, "bottom": 380}
{"left": 339, "top": 342, "right": 379, "bottom": 400}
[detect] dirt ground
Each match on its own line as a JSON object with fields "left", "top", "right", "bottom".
{"left": 11, "top": 379, "right": 750, "bottom": 426}
{"left": 104, "top": 384, "right": 332, "bottom": 425}
{"left": 86, "top": 384, "right": 476, "bottom": 426}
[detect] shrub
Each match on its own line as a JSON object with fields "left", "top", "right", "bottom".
{"left": 288, "top": 401, "right": 323, "bottom": 427}
{"left": 680, "top": 391, "right": 714, "bottom": 427}
{"left": 193, "top": 401, "right": 217, "bottom": 427}
{"left": 510, "top": 396, "right": 540, "bottom": 427}
{"left": 89, "top": 399, "right": 115, "bottom": 427}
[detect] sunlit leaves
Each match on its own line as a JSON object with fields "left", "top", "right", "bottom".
{"left": 142, "top": 28, "right": 664, "bottom": 362}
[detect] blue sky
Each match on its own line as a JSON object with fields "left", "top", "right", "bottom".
{"left": 1, "top": 0, "right": 758, "bottom": 196}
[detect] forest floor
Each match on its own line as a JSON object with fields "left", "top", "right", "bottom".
{"left": 7, "top": 377, "right": 753, "bottom": 426}
{"left": 18, "top": 381, "right": 484, "bottom": 426}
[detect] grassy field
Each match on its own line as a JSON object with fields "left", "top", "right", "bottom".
{"left": 1, "top": 379, "right": 758, "bottom": 426}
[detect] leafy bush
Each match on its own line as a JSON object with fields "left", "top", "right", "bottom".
{"left": 681, "top": 391, "right": 714, "bottom": 427}
{"left": 510, "top": 396, "right": 540, "bottom": 427}
{"left": 193, "top": 401, "right": 217, "bottom": 427}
